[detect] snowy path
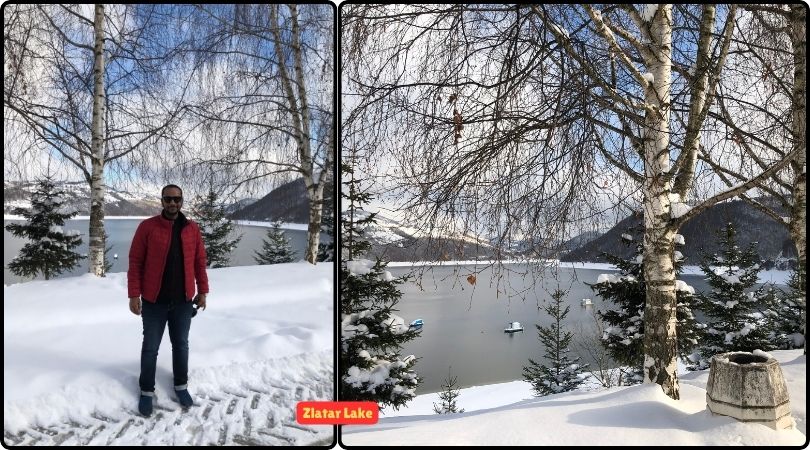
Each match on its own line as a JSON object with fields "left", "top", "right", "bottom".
{"left": 4, "top": 356, "right": 334, "bottom": 446}
{"left": 4, "top": 265, "right": 334, "bottom": 446}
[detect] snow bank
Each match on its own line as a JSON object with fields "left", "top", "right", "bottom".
{"left": 343, "top": 350, "right": 806, "bottom": 446}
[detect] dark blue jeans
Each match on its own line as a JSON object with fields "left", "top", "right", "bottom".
{"left": 139, "top": 298, "right": 193, "bottom": 393}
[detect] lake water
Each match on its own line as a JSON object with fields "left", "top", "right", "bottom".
{"left": 388, "top": 264, "right": 719, "bottom": 394}
{"left": 4, "top": 219, "right": 329, "bottom": 285}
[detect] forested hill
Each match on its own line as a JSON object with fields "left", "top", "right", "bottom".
{"left": 562, "top": 199, "right": 796, "bottom": 267}
{"left": 228, "top": 177, "right": 334, "bottom": 224}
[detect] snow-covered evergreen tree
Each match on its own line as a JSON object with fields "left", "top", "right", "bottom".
{"left": 103, "top": 229, "right": 115, "bottom": 273}
{"left": 340, "top": 161, "right": 420, "bottom": 410}
{"left": 695, "top": 223, "right": 778, "bottom": 366}
{"left": 254, "top": 222, "right": 296, "bottom": 264}
{"left": 771, "top": 268, "right": 806, "bottom": 350}
{"left": 190, "top": 189, "right": 242, "bottom": 268}
{"left": 523, "top": 289, "right": 588, "bottom": 396}
{"left": 433, "top": 367, "right": 464, "bottom": 414}
{"left": 5, "top": 177, "right": 84, "bottom": 280}
{"left": 590, "top": 230, "right": 701, "bottom": 380}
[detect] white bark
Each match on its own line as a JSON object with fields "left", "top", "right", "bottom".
{"left": 88, "top": 4, "right": 106, "bottom": 277}
{"left": 270, "top": 4, "right": 329, "bottom": 264}
{"left": 673, "top": 5, "right": 714, "bottom": 198}
{"left": 639, "top": 5, "right": 680, "bottom": 399}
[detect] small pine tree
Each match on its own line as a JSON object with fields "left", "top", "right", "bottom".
{"left": 103, "top": 229, "right": 115, "bottom": 273}
{"left": 590, "top": 229, "right": 701, "bottom": 380}
{"left": 191, "top": 189, "right": 242, "bottom": 268}
{"left": 523, "top": 289, "right": 588, "bottom": 396}
{"left": 5, "top": 177, "right": 85, "bottom": 280}
{"left": 254, "top": 222, "right": 296, "bottom": 264}
{"left": 433, "top": 366, "right": 465, "bottom": 414}
{"left": 770, "top": 267, "right": 806, "bottom": 350}
{"left": 340, "top": 160, "right": 420, "bottom": 410}
{"left": 696, "top": 223, "right": 778, "bottom": 366}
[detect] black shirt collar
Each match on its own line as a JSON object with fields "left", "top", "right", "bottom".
{"left": 161, "top": 210, "right": 188, "bottom": 227}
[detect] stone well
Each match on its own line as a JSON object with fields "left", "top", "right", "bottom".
{"left": 705, "top": 351, "right": 793, "bottom": 429}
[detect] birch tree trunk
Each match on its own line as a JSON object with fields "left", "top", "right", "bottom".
{"left": 270, "top": 4, "right": 325, "bottom": 264}
{"left": 639, "top": 5, "right": 680, "bottom": 399}
{"left": 672, "top": 5, "right": 717, "bottom": 198}
{"left": 88, "top": 4, "right": 107, "bottom": 277}
{"left": 789, "top": 4, "right": 806, "bottom": 353}
{"left": 306, "top": 181, "right": 326, "bottom": 263}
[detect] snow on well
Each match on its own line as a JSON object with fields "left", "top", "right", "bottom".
{"left": 753, "top": 349, "right": 774, "bottom": 360}
{"left": 4, "top": 263, "right": 334, "bottom": 445}
{"left": 342, "top": 350, "right": 806, "bottom": 445}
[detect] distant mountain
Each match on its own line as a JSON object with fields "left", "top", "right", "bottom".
{"left": 4, "top": 181, "right": 160, "bottom": 216}
{"left": 561, "top": 230, "right": 603, "bottom": 252}
{"left": 562, "top": 198, "right": 796, "bottom": 265}
{"left": 228, "top": 177, "right": 334, "bottom": 224}
{"left": 350, "top": 210, "right": 497, "bottom": 262}
{"left": 485, "top": 229, "right": 603, "bottom": 260}
{"left": 225, "top": 197, "right": 259, "bottom": 215}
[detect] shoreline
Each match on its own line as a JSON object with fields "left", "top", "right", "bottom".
{"left": 385, "top": 260, "right": 791, "bottom": 284}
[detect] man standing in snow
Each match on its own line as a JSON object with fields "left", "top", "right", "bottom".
{"left": 127, "top": 184, "right": 209, "bottom": 417}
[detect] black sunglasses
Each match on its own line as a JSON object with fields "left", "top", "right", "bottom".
{"left": 162, "top": 196, "right": 183, "bottom": 203}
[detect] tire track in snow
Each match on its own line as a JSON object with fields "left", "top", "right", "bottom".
{"left": 3, "top": 358, "right": 334, "bottom": 446}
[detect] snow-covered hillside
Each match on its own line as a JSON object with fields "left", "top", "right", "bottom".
{"left": 4, "top": 181, "right": 260, "bottom": 218}
{"left": 3, "top": 181, "right": 160, "bottom": 217}
{"left": 347, "top": 210, "right": 487, "bottom": 247}
{"left": 348, "top": 210, "right": 497, "bottom": 261}
{"left": 4, "top": 264, "right": 334, "bottom": 446}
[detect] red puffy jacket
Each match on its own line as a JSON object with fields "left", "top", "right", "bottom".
{"left": 127, "top": 212, "right": 209, "bottom": 303}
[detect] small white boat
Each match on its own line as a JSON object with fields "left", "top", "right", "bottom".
{"left": 581, "top": 298, "right": 593, "bottom": 306}
{"left": 504, "top": 321, "right": 524, "bottom": 333}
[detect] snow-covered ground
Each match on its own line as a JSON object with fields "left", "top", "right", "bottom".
{"left": 4, "top": 263, "right": 334, "bottom": 446}
{"left": 342, "top": 350, "right": 806, "bottom": 446}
